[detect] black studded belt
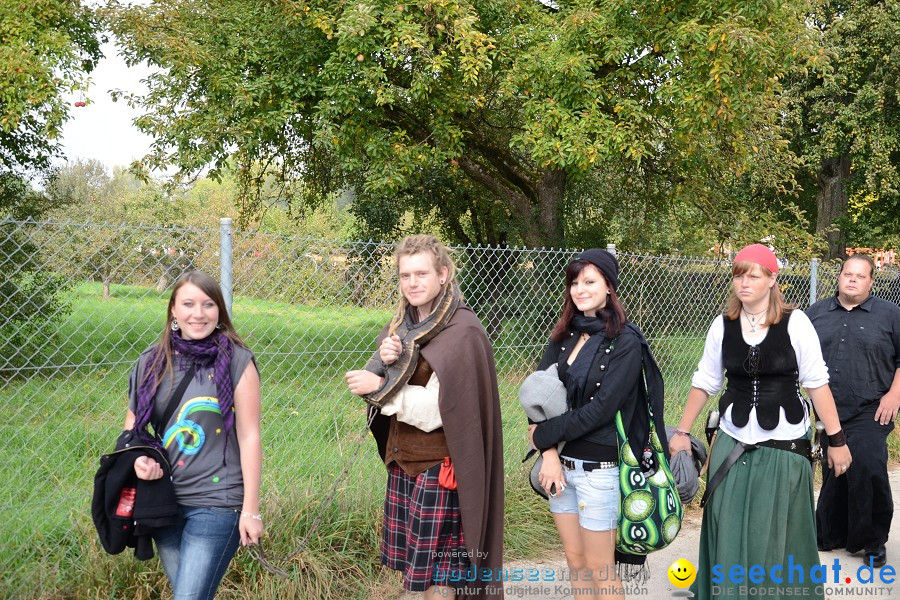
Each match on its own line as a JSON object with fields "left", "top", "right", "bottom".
{"left": 561, "top": 458, "right": 618, "bottom": 472}
{"left": 755, "top": 437, "right": 812, "bottom": 457}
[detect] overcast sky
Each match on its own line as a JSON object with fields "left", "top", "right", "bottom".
{"left": 58, "top": 39, "right": 155, "bottom": 174}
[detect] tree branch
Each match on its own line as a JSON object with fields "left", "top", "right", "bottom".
{"left": 455, "top": 154, "right": 532, "bottom": 217}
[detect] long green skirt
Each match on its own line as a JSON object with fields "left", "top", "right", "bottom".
{"left": 692, "top": 431, "right": 823, "bottom": 600}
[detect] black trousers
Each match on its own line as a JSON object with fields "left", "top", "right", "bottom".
{"left": 816, "top": 415, "right": 894, "bottom": 553}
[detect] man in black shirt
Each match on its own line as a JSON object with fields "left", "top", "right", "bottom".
{"left": 807, "top": 254, "right": 900, "bottom": 568}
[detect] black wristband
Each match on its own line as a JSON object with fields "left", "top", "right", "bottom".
{"left": 827, "top": 430, "right": 847, "bottom": 447}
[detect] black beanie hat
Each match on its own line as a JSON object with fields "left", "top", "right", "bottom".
{"left": 572, "top": 248, "right": 619, "bottom": 291}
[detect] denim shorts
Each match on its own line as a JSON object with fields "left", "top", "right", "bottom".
{"left": 548, "top": 457, "right": 620, "bottom": 531}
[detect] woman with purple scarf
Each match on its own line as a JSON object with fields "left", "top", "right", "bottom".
{"left": 123, "top": 271, "right": 262, "bottom": 599}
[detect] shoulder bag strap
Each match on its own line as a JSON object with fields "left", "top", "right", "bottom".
{"left": 700, "top": 441, "right": 757, "bottom": 508}
{"left": 153, "top": 364, "right": 196, "bottom": 439}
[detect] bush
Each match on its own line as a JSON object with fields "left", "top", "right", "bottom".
{"left": 0, "top": 179, "right": 75, "bottom": 375}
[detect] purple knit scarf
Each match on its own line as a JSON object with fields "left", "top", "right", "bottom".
{"left": 133, "top": 331, "right": 235, "bottom": 461}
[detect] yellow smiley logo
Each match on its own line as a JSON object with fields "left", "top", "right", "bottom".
{"left": 667, "top": 558, "right": 697, "bottom": 588}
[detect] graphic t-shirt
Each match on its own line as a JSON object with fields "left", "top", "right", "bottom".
{"left": 128, "top": 344, "right": 255, "bottom": 508}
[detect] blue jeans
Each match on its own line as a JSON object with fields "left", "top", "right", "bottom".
{"left": 153, "top": 506, "right": 241, "bottom": 600}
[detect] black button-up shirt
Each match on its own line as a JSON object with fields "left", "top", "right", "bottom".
{"left": 806, "top": 295, "right": 900, "bottom": 421}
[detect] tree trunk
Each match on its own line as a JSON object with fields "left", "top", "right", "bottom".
{"left": 532, "top": 168, "right": 567, "bottom": 247}
{"left": 816, "top": 155, "right": 850, "bottom": 261}
{"left": 456, "top": 153, "right": 567, "bottom": 246}
{"left": 463, "top": 248, "right": 517, "bottom": 338}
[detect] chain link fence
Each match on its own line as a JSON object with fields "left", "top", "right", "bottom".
{"left": 2, "top": 216, "right": 899, "bottom": 597}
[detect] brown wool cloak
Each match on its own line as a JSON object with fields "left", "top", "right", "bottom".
{"left": 368, "top": 305, "right": 505, "bottom": 598}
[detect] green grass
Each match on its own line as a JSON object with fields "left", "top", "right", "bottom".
{"left": 1, "top": 280, "right": 714, "bottom": 599}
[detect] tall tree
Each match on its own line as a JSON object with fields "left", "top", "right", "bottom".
{"left": 44, "top": 157, "right": 112, "bottom": 208}
{"left": 105, "top": 0, "right": 822, "bottom": 246}
{"left": 0, "top": 0, "right": 103, "bottom": 177}
{"left": 789, "top": 0, "right": 900, "bottom": 259}
{"left": 43, "top": 164, "right": 204, "bottom": 296}
{"left": 0, "top": 0, "right": 102, "bottom": 369}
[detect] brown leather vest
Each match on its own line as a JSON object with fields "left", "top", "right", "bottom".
{"left": 383, "top": 357, "right": 450, "bottom": 476}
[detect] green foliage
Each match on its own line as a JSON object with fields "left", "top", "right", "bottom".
{"left": 49, "top": 158, "right": 357, "bottom": 238}
{"left": 0, "top": 0, "right": 103, "bottom": 176}
{"left": 44, "top": 157, "right": 112, "bottom": 208}
{"left": 0, "top": 267, "right": 73, "bottom": 373}
{"left": 44, "top": 162, "right": 193, "bottom": 292}
{"left": 104, "top": 0, "right": 822, "bottom": 247}
{"left": 0, "top": 175, "right": 74, "bottom": 373}
{"left": 561, "top": 156, "right": 825, "bottom": 259}
{"left": 787, "top": 0, "right": 900, "bottom": 251}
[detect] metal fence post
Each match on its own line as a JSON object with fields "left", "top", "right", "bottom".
{"left": 220, "top": 217, "right": 233, "bottom": 317}
{"left": 810, "top": 257, "right": 818, "bottom": 306}
{"left": 606, "top": 243, "right": 617, "bottom": 256}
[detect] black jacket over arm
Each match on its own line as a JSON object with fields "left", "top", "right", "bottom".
{"left": 91, "top": 430, "right": 179, "bottom": 560}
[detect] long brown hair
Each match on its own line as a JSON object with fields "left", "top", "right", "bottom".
{"left": 145, "top": 270, "right": 249, "bottom": 386}
{"left": 550, "top": 260, "right": 627, "bottom": 341}
{"left": 724, "top": 261, "right": 792, "bottom": 325}
{"left": 388, "top": 235, "right": 461, "bottom": 334}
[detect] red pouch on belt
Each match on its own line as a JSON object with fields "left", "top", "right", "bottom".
{"left": 438, "top": 456, "right": 457, "bottom": 490}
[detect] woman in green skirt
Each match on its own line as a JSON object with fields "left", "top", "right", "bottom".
{"left": 670, "top": 244, "right": 852, "bottom": 600}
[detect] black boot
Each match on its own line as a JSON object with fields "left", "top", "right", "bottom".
{"left": 864, "top": 546, "right": 887, "bottom": 569}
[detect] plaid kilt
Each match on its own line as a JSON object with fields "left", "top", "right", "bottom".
{"left": 382, "top": 462, "right": 470, "bottom": 591}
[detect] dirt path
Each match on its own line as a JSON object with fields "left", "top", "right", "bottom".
{"left": 397, "top": 468, "right": 900, "bottom": 599}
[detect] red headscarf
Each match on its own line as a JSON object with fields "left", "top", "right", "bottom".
{"left": 734, "top": 244, "right": 779, "bottom": 274}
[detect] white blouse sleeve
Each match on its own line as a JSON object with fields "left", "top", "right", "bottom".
{"left": 788, "top": 310, "right": 830, "bottom": 389}
{"left": 377, "top": 372, "right": 443, "bottom": 432}
{"left": 691, "top": 316, "right": 726, "bottom": 396}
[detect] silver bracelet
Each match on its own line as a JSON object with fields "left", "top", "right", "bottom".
{"left": 240, "top": 511, "right": 262, "bottom": 521}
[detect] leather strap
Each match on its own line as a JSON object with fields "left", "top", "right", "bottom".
{"left": 700, "top": 436, "right": 812, "bottom": 508}
{"left": 153, "top": 364, "right": 196, "bottom": 439}
{"left": 757, "top": 437, "right": 811, "bottom": 455}
{"left": 701, "top": 440, "right": 755, "bottom": 508}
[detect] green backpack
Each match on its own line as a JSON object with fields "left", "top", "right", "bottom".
{"left": 615, "top": 409, "right": 683, "bottom": 555}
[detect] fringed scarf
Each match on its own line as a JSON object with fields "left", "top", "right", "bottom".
{"left": 133, "top": 331, "right": 236, "bottom": 462}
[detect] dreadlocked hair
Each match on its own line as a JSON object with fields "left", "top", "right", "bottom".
{"left": 388, "top": 235, "right": 460, "bottom": 334}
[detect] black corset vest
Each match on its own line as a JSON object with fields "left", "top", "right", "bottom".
{"left": 719, "top": 314, "right": 806, "bottom": 430}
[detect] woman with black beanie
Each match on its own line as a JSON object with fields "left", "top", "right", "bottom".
{"left": 528, "top": 248, "right": 667, "bottom": 596}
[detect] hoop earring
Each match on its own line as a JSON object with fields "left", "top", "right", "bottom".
{"left": 440, "top": 280, "right": 445, "bottom": 285}
{"left": 171, "top": 319, "right": 179, "bottom": 332}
